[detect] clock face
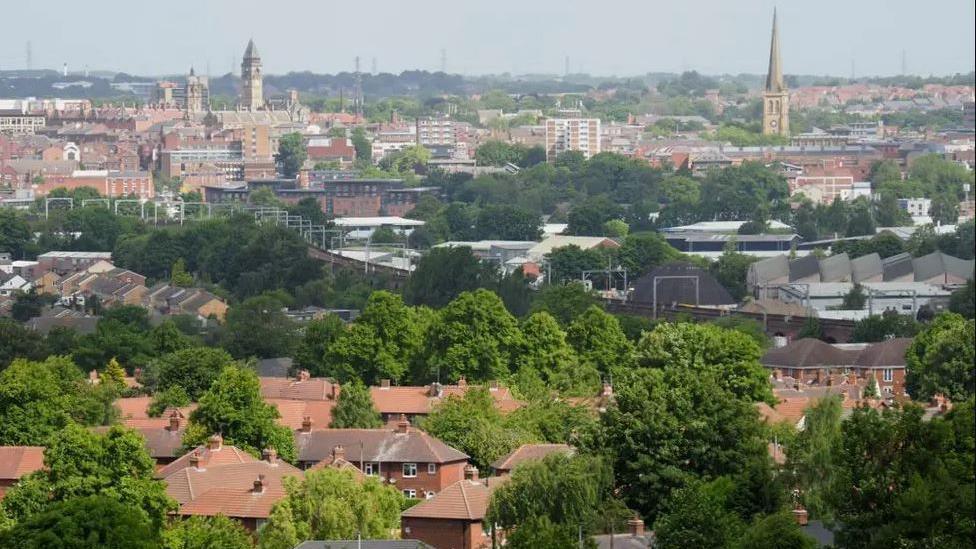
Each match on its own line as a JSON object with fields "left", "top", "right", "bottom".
{"left": 770, "top": 120, "right": 778, "bottom": 128}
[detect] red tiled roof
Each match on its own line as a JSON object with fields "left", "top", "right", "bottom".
{"left": 296, "top": 427, "right": 468, "bottom": 465}
{"left": 164, "top": 459, "right": 302, "bottom": 508}
{"left": 854, "top": 338, "right": 912, "bottom": 368}
{"left": 266, "top": 398, "right": 335, "bottom": 431}
{"left": 155, "top": 441, "right": 256, "bottom": 479}
{"left": 0, "top": 446, "right": 45, "bottom": 480}
{"left": 401, "top": 478, "right": 507, "bottom": 521}
{"left": 178, "top": 485, "right": 288, "bottom": 520}
{"left": 490, "top": 444, "right": 574, "bottom": 472}
{"left": 114, "top": 396, "right": 195, "bottom": 421}
{"left": 370, "top": 384, "right": 521, "bottom": 415}
{"left": 260, "top": 376, "right": 338, "bottom": 401}
{"left": 762, "top": 338, "right": 860, "bottom": 369}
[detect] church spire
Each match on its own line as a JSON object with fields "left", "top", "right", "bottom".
{"left": 765, "top": 8, "right": 785, "bottom": 92}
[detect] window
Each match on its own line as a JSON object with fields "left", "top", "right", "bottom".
{"left": 402, "top": 463, "right": 417, "bottom": 478}
{"left": 403, "top": 489, "right": 417, "bottom": 499}
{"left": 428, "top": 463, "right": 437, "bottom": 475}
{"left": 883, "top": 369, "right": 894, "bottom": 382}
{"left": 363, "top": 462, "right": 379, "bottom": 476}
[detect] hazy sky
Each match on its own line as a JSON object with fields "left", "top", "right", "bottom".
{"left": 1, "top": 0, "right": 973, "bottom": 78}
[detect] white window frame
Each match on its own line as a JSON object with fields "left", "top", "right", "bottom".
{"left": 363, "top": 462, "right": 379, "bottom": 476}
{"left": 883, "top": 369, "right": 894, "bottom": 382}
{"left": 402, "top": 463, "right": 418, "bottom": 478}
{"left": 403, "top": 489, "right": 417, "bottom": 499}
{"left": 427, "top": 463, "right": 437, "bottom": 475}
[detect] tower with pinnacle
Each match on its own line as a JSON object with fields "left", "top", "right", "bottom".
{"left": 240, "top": 39, "right": 263, "bottom": 111}
{"left": 762, "top": 9, "right": 789, "bottom": 136}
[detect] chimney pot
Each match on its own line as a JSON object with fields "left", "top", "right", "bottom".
{"left": 331, "top": 381, "right": 341, "bottom": 400}
{"left": 208, "top": 433, "right": 222, "bottom": 451}
{"left": 380, "top": 379, "right": 391, "bottom": 389}
{"left": 168, "top": 410, "right": 181, "bottom": 431}
{"left": 793, "top": 506, "right": 809, "bottom": 526}
{"left": 189, "top": 451, "right": 202, "bottom": 470}
{"left": 333, "top": 445, "right": 345, "bottom": 460}
{"left": 627, "top": 515, "right": 645, "bottom": 536}
{"left": 262, "top": 447, "right": 278, "bottom": 465}
{"left": 464, "top": 464, "right": 479, "bottom": 481}
{"left": 488, "top": 380, "right": 499, "bottom": 391}
{"left": 252, "top": 474, "right": 266, "bottom": 494}
{"left": 297, "top": 369, "right": 310, "bottom": 382}
{"left": 301, "top": 416, "right": 312, "bottom": 433}
{"left": 457, "top": 376, "right": 467, "bottom": 388}
{"left": 602, "top": 382, "right": 613, "bottom": 397}
{"left": 396, "top": 414, "right": 410, "bottom": 434}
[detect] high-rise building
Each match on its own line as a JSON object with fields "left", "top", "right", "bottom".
{"left": 762, "top": 9, "right": 789, "bottom": 136}
{"left": 545, "top": 118, "right": 601, "bottom": 161}
{"left": 240, "top": 39, "right": 263, "bottom": 111}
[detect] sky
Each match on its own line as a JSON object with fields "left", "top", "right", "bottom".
{"left": 1, "top": 0, "right": 973, "bottom": 78}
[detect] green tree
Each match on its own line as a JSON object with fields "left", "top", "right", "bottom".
{"left": 275, "top": 132, "right": 307, "bottom": 178}
{"left": 474, "top": 204, "right": 542, "bottom": 240}
{"left": 294, "top": 314, "right": 346, "bottom": 376}
{"left": 514, "top": 312, "right": 597, "bottom": 397}
{"left": 636, "top": 322, "right": 772, "bottom": 403}
{"left": 529, "top": 282, "right": 598, "bottom": 325}
{"left": 260, "top": 468, "right": 403, "bottom": 543}
{"left": 0, "top": 209, "right": 32, "bottom": 259}
{"left": 602, "top": 219, "right": 629, "bottom": 237}
{"left": 404, "top": 246, "right": 497, "bottom": 308}
{"left": 653, "top": 479, "right": 745, "bottom": 549}
{"left": 170, "top": 258, "right": 194, "bottom": 287}
{"left": 0, "top": 496, "right": 159, "bottom": 549}
{"left": 145, "top": 347, "right": 235, "bottom": 400}
{"left": 0, "top": 319, "right": 46, "bottom": 370}
{"left": 183, "top": 365, "right": 297, "bottom": 462}
{"left": 419, "top": 289, "right": 523, "bottom": 383}
{"left": 148, "top": 319, "right": 195, "bottom": 355}
{"left": 100, "top": 357, "right": 127, "bottom": 394}
{"left": 851, "top": 313, "right": 919, "bottom": 342}
{"left": 488, "top": 454, "right": 617, "bottom": 541}
{"left": 256, "top": 500, "right": 299, "bottom": 549}
{"left": 787, "top": 396, "right": 843, "bottom": 520}
{"left": 566, "top": 305, "right": 635, "bottom": 377}
{"left": 948, "top": 280, "right": 974, "bottom": 319}
{"left": 147, "top": 386, "right": 191, "bottom": 418}
{"left": 1, "top": 424, "right": 174, "bottom": 532}
{"left": 602, "top": 366, "right": 766, "bottom": 520}
{"left": 733, "top": 511, "right": 817, "bottom": 549}
{"left": 162, "top": 515, "right": 253, "bottom": 549}
{"left": 504, "top": 515, "right": 594, "bottom": 549}
{"left": 222, "top": 294, "right": 299, "bottom": 359}
{"left": 840, "top": 283, "right": 867, "bottom": 309}
{"left": 617, "top": 233, "right": 683, "bottom": 277}
{"left": 421, "top": 388, "right": 534, "bottom": 470}
{"left": 329, "top": 381, "right": 382, "bottom": 428}
{"left": 350, "top": 127, "right": 372, "bottom": 162}
{"left": 709, "top": 245, "right": 758, "bottom": 301}
{"left": 545, "top": 245, "right": 607, "bottom": 284}
{"left": 906, "top": 312, "right": 975, "bottom": 401}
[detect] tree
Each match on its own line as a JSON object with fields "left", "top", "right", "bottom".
{"left": 906, "top": 312, "right": 975, "bottom": 401}
{"left": 949, "top": 280, "right": 974, "bottom": 319}
{"left": 617, "top": 233, "right": 683, "bottom": 277}
{"left": 329, "top": 381, "right": 382, "bottom": 428}
{"left": 0, "top": 208, "right": 32, "bottom": 259}
{"left": 514, "top": 312, "right": 597, "bottom": 397}
{"left": 256, "top": 500, "right": 299, "bottom": 549}
{"left": 170, "top": 258, "right": 194, "bottom": 287}
{"left": 851, "top": 313, "right": 919, "bottom": 342}
{"left": 275, "top": 132, "right": 307, "bottom": 178}
{"left": 0, "top": 496, "right": 158, "bottom": 549}
{"left": 733, "top": 512, "right": 817, "bottom": 549}
{"left": 787, "top": 396, "right": 843, "bottom": 520}
{"left": 162, "top": 515, "right": 253, "bottom": 549}
{"left": 602, "top": 219, "right": 629, "bottom": 238}
{"left": 222, "top": 294, "right": 299, "bottom": 359}
{"left": 145, "top": 347, "right": 235, "bottom": 400}
{"left": 602, "top": 366, "right": 766, "bottom": 520}
{"left": 404, "top": 247, "right": 496, "bottom": 308}
{"left": 100, "top": 357, "right": 127, "bottom": 393}
{"left": 565, "top": 305, "right": 635, "bottom": 377}
{"left": 0, "top": 424, "right": 174, "bottom": 532}
{"left": 636, "top": 322, "right": 772, "bottom": 403}
{"left": 488, "top": 454, "right": 617, "bottom": 541}
{"left": 421, "top": 388, "right": 535, "bottom": 470}
{"left": 504, "top": 515, "right": 594, "bottom": 549}
{"left": 797, "top": 316, "right": 822, "bottom": 340}
{"left": 147, "top": 386, "right": 190, "bottom": 418}
{"left": 293, "top": 314, "right": 346, "bottom": 376}
{"left": 652, "top": 479, "right": 745, "bottom": 549}
{"left": 529, "top": 282, "right": 598, "bottom": 325}
{"left": 709, "top": 245, "right": 757, "bottom": 301}
{"left": 845, "top": 200, "right": 876, "bottom": 237}
{"left": 260, "top": 468, "right": 402, "bottom": 543}
{"left": 475, "top": 140, "right": 523, "bottom": 167}
{"left": 148, "top": 320, "right": 195, "bottom": 355}
{"left": 184, "top": 365, "right": 297, "bottom": 462}
{"left": 0, "top": 319, "right": 45, "bottom": 370}
{"left": 419, "top": 289, "right": 523, "bottom": 383}
{"left": 350, "top": 127, "right": 372, "bottom": 162}
{"left": 840, "top": 283, "right": 867, "bottom": 310}
{"left": 11, "top": 290, "right": 49, "bottom": 322}
{"left": 474, "top": 204, "right": 542, "bottom": 240}
{"left": 545, "top": 245, "right": 607, "bottom": 285}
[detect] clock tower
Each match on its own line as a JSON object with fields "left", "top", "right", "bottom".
{"left": 762, "top": 9, "right": 789, "bottom": 136}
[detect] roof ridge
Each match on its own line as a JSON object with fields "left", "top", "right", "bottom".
{"left": 459, "top": 480, "right": 473, "bottom": 519}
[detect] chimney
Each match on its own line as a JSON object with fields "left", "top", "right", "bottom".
{"left": 627, "top": 516, "right": 645, "bottom": 536}
{"left": 792, "top": 506, "right": 809, "bottom": 526}
{"left": 396, "top": 414, "right": 410, "bottom": 434}
{"left": 89, "top": 369, "right": 99, "bottom": 384}
{"left": 208, "top": 433, "right": 223, "bottom": 451}
{"left": 488, "top": 380, "right": 499, "bottom": 391}
{"left": 252, "top": 474, "right": 266, "bottom": 494}
{"left": 167, "top": 410, "right": 181, "bottom": 432}
{"left": 331, "top": 381, "right": 341, "bottom": 401}
{"left": 848, "top": 371, "right": 858, "bottom": 385}
{"left": 428, "top": 382, "right": 442, "bottom": 397}
{"left": 773, "top": 368, "right": 782, "bottom": 381}
{"left": 301, "top": 416, "right": 312, "bottom": 433}
{"left": 332, "top": 445, "right": 345, "bottom": 461}
{"left": 297, "top": 369, "right": 310, "bottom": 382}
{"left": 188, "top": 451, "right": 202, "bottom": 470}
{"left": 601, "top": 382, "right": 613, "bottom": 397}
{"left": 380, "top": 379, "right": 391, "bottom": 389}
{"left": 464, "top": 464, "right": 479, "bottom": 481}
{"left": 262, "top": 447, "right": 278, "bottom": 465}
{"left": 457, "top": 376, "right": 467, "bottom": 388}
{"left": 297, "top": 169, "right": 310, "bottom": 189}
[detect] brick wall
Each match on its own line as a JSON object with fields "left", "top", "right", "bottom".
{"left": 401, "top": 517, "right": 488, "bottom": 549}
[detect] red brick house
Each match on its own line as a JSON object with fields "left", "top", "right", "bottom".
{"left": 295, "top": 416, "right": 468, "bottom": 499}
{"left": 489, "top": 443, "right": 574, "bottom": 476}
{"left": 0, "top": 446, "right": 45, "bottom": 499}
{"left": 370, "top": 379, "right": 521, "bottom": 423}
{"left": 400, "top": 466, "right": 505, "bottom": 549}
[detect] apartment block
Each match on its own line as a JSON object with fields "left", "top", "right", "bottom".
{"left": 545, "top": 118, "right": 601, "bottom": 161}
